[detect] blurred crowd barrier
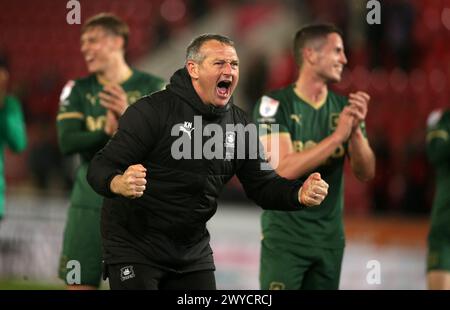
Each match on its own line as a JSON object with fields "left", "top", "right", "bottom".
{"left": 0, "top": 195, "right": 428, "bottom": 289}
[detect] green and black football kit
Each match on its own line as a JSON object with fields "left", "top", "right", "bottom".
{"left": 57, "top": 69, "right": 164, "bottom": 286}
{"left": 426, "top": 109, "right": 450, "bottom": 272}
{"left": 0, "top": 96, "right": 27, "bottom": 220}
{"left": 253, "top": 85, "right": 366, "bottom": 290}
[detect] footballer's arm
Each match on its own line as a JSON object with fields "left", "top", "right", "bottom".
{"left": 259, "top": 107, "right": 355, "bottom": 180}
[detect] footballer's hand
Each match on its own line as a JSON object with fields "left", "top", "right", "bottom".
{"left": 348, "top": 91, "right": 370, "bottom": 128}
{"left": 104, "top": 110, "right": 118, "bottom": 136}
{"left": 110, "top": 164, "right": 147, "bottom": 199}
{"left": 99, "top": 84, "right": 129, "bottom": 117}
{"left": 333, "top": 106, "right": 355, "bottom": 143}
{"left": 298, "top": 172, "right": 329, "bottom": 207}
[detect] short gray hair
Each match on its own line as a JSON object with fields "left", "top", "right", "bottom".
{"left": 186, "top": 34, "right": 235, "bottom": 63}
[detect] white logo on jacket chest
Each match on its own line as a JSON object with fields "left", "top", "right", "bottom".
{"left": 224, "top": 131, "right": 235, "bottom": 148}
{"left": 170, "top": 116, "right": 280, "bottom": 171}
{"left": 179, "top": 121, "right": 195, "bottom": 139}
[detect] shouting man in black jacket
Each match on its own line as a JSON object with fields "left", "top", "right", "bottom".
{"left": 87, "top": 34, "right": 329, "bottom": 290}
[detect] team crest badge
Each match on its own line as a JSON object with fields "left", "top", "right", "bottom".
{"left": 224, "top": 131, "right": 235, "bottom": 148}
{"left": 120, "top": 265, "right": 135, "bottom": 281}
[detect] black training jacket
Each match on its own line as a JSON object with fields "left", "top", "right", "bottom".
{"left": 87, "top": 67, "right": 305, "bottom": 273}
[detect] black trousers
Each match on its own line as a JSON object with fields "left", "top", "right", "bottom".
{"left": 106, "top": 263, "right": 216, "bottom": 290}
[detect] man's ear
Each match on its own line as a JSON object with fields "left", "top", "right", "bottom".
{"left": 303, "top": 47, "right": 318, "bottom": 66}
{"left": 112, "top": 36, "right": 125, "bottom": 53}
{"left": 186, "top": 60, "right": 199, "bottom": 79}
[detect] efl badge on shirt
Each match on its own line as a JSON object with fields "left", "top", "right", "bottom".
{"left": 427, "top": 109, "right": 443, "bottom": 128}
{"left": 259, "top": 96, "right": 280, "bottom": 117}
{"left": 59, "top": 80, "right": 75, "bottom": 106}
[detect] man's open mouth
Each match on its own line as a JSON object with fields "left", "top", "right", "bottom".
{"left": 216, "top": 80, "right": 232, "bottom": 98}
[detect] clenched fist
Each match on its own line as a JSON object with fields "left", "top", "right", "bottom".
{"left": 298, "top": 172, "right": 329, "bottom": 207}
{"left": 110, "top": 164, "right": 147, "bottom": 199}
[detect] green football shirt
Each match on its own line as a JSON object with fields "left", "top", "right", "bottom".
{"left": 56, "top": 69, "right": 165, "bottom": 209}
{"left": 0, "top": 96, "right": 27, "bottom": 217}
{"left": 253, "top": 85, "right": 366, "bottom": 249}
{"left": 426, "top": 109, "right": 450, "bottom": 245}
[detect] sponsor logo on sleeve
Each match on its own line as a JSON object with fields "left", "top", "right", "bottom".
{"left": 59, "top": 80, "right": 75, "bottom": 106}
{"left": 259, "top": 96, "right": 280, "bottom": 117}
{"left": 427, "top": 109, "right": 443, "bottom": 128}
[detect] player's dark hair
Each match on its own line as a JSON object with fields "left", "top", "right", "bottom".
{"left": 186, "top": 34, "right": 235, "bottom": 64}
{"left": 82, "top": 13, "right": 129, "bottom": 50}
{"left": 293, "top": 24, "right": 343, "bottom": 67}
